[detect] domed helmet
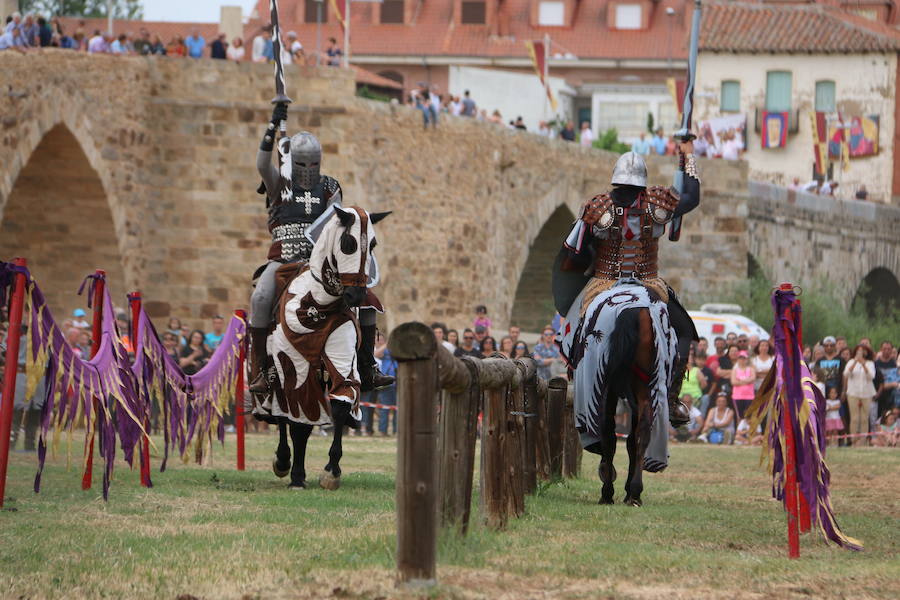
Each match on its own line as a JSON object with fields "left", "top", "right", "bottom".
{"left": 290, "top": 131, "right": 321, "bottom": 190}
{"left": 611, "top": 151, "right": 648, "bottom": 188}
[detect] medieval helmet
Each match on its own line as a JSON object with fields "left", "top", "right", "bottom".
{"left": 611, "top": 151, "right": 648, "bottom": 187}
{"left": 290, "top": 131, "right": 322, "bottom": 189}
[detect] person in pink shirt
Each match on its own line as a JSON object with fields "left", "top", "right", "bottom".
{"left": 730, "top": 350, "right": 756, "bottom": 420}
{"left": 473, "top": 305, "right": 492, "bottom": 336}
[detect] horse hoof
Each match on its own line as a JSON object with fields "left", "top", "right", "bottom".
{"left": 624, "top": 496, "right": 642, "bottom": 507}
{"left": 319, "top": 471, "right": 341, "bottom": 491}
{"left": 288, "top": 481, "right": 306, "bottom": 490}
{"left": 599, "top": 461, "right": 617, "bottom": 484}
{"left": 598, "top": 496, "right": 615, "bottom": 505}
{"left": 272, "top": 456, "right": 290, "bottom": 478}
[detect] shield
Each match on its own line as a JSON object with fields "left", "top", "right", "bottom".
{"left": 552, "top": 247, "right": 591, "bottom": 317}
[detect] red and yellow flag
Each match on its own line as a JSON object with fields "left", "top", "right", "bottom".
{"left": 810, "top": 111, "right": 828, "bottom": 177}
{"left": 329, "top": 0, "right": 348, "bottom": 32}
{"left": 525, "top": 40, "right": 558, "bottom": 112}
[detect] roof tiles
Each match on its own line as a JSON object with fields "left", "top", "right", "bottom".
{"left": 700, "top": 1, "right": 900, "bottom": 53}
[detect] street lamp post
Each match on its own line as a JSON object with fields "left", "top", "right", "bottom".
{"left": 316, "top": 0, "right": 323, "bottom": 66}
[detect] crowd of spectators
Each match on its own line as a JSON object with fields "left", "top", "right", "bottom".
{"left": 0, "top": 12, "right": 342, "bottom": 67}
{"left": 670, "top": 333, "right": 900, "bottom": 448}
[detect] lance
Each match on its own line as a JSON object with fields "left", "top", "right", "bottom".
{"left": 270, "top": 0, "right": 293, "bottom": 205}
{"left": 669, "top": 0, "right": 702, "bottom": 242}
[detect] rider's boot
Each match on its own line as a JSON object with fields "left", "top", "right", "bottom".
{"left": 668, "top": 355, "right": 691, "bottom": 427}
{"left": 358, "top": 320, "right": 395, "bottom": 392}
{"left": 248, "top": 326, "right": 271, "bottom": 395}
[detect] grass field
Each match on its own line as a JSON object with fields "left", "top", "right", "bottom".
{"left": 1, "top": 431, "right": 898, "bottom": 599}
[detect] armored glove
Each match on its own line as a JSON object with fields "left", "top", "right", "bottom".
{"left": 260, "top": 103, "right": 288, "bottom": 151}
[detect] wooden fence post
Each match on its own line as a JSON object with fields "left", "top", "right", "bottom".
{"left": 390, "top": 323, "right": 440, "bottom": 585}
{"left": 562, "top": 386, "right": 582, "bottom": 478}
{"left": 479, "top": 359, "right": 518, "bottom": 529}
{"left": 515, "top": 359, "right": 538, "bottom": 494}
{"left": 505, "top": 371, "right": 525, "bottom": 518}
{"left": 547, "top": 377, "right": 567, "bottom": 480}
{"left": 534, "top": 376, "right": 551, "bottom": 481}
{"left": 436, "top": 349, "right": 480, "bottom": 532}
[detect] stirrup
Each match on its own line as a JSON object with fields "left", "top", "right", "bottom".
{"left": 669, "top": 399, "right": 691, "bottom": 427}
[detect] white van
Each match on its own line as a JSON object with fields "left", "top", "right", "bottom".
{"left": 688, "top": 303, "right": 770, "bottom": 342}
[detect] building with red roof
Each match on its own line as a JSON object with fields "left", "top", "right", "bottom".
{"left": 694, "top": 1, "right": 900, "bottom": 203}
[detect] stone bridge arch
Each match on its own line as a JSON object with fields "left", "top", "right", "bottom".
{"left": 0, "top": 121, "right": 128, "bottom": 317}
{"left": 852, "top": 267, "right": 900, "bottom": 317}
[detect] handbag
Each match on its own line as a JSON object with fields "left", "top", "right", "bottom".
{"left": 709, "top": 429, "right": 724, "bottom": 445}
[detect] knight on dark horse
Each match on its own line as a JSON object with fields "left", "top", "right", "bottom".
{"left": 554, "top": 142, "right": 700, "bottom": 504}
{"left": 248, "top": 102, "right": 392, "bottom": 489}
{"left": 249, "top": 102, "right": 393, "bottom": 398}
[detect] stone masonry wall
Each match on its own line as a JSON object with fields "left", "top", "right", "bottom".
{"left": 1, "top": 52, "right": 750, "bottom": 333}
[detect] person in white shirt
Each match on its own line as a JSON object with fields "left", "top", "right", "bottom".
{"left": 579, "top": 121, "right": 595, "bottom": 148}
{"left": 287, "top": 31, "right": 304, "bottom": 63}
{"left": 431, "top": 322, "right": 456, "bottom": 354}
{"left": 251, "top": 28, "right": 269, "bottom": 63}
{"left": 226, "top": 37, "right": 245, "bottom": 61}
{"left": 843, "top": 344, "right": 877, "bottom": 445}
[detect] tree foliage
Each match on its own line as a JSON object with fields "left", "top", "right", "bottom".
{"left": 717, "top": 273, "right": 900, "bottom": 348}
{"left": 17, "top": 1, "right": 143, "bottom": 19}
{"left": 592, "top": 128, "right": 630, "bottom": 154}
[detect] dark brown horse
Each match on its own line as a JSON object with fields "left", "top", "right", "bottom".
{"left": 595, "top": 307, "right": 658, "bottom": 507}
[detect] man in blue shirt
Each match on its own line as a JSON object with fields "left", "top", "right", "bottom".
{"left": 204, "top": 315, "right": 225, "bottom": 350}
{"left": 184, "top": 28, "right": 205, "bottom": 59}
{"left": 651, "top": 128, "right": 667, "bottom": 155}
{"left": 630, "top": 132, "right": 651, "bottom": 155}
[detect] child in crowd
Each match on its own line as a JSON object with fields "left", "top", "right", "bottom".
{"left": 473, "top": 305, "right": 492, "bottom": 336}
{"left": 824, "top": 385, "right": 843, "bottom": 446}
{"left": 873, "top": 408, "right": 899, "bottom": 447}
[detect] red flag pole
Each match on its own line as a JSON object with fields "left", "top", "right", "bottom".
{"left": 82, "top": 269, "right": 106, "bottom": 491}
{"left": 130, "top": 291, "right": 151, "bottom": 487}
{"left": 778, "top": 282, "right": 801, "bottom": 558}
{"left": 234, "top": 309, "right": 247, "bottom": 471}
{"left": 0, "top": 258, "right": 28, "bottom": 508}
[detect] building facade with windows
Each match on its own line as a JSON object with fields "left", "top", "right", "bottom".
{"left": 694, "top": 1, "right": 900, "bottom": 202}
{"left": 248, "top": 0, "right": 692, "bottom": 137}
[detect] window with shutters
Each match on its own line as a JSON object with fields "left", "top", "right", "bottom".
{"left": 538, "top": 1, "right": 565, "bottom": 26}
{"left": 765, "top": 71, "right": 792, "bottom": 112}
{"left": 461, "top": 1, "right": 486, "bottom": 24}
{"left": 381, "top": 0, "right": 404, "bottom": 23}
{"left": 305, "top": 0, "right": 327, "bottom": 24}
{"left": 720, "top": 80, "right": 740, "bottom": 112}
{"left": 815, "top": 80, "right": 836, "bottom": 113}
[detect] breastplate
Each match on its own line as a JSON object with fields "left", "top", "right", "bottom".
{"left": 586, "top": 188, "right": 677, "bottom": 280}
{"left": 269, "top": 178, "right": 329, "bottom": 228}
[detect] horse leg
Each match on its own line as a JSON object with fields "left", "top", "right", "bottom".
{"left": 319, "top": 320, "right": 360, "bottom": 491}
{"left": 288, "top": 422, "right": 313, "bottom": 489}
{"left": 598, "top": 392, "right": 618, "bottom": 505}
{"left": 320, "top": 399, "right": 350, "bottom": 490}
{"left": 273, "top": 420, "right": 291, "bottom": 478}
{"left": 624, "top": 309, "right": 655, "bottom": 508}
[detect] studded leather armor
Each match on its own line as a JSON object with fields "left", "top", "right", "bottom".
{"left": 580, "top": 186, "right": 680, "bottom": 281}
{"left": 267, "top": 175, "right": 341, "bottom": 262}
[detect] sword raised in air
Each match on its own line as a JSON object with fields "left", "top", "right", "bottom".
{"left": 270, "top": 0, "right": 293, "bottom": 206}
{"left": 669, "top": 0, "right": 702, "bottom": 242}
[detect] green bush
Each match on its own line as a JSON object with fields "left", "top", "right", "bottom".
{"left": 592, "top": 128, "right": 630, "bottom": 154}
{"left": 717, "top": 274, "right": 900, "bottom": 346}
{"left": 356, "top": 85, "right": 392, "bottom": 103}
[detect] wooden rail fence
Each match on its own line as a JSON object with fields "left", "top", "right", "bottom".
{"left": 388, "top": 322, "right": 582, "bottom": 585}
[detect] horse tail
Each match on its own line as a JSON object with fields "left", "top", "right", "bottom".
{"left": 605, "top": 307, "right": 645, "bottom": 412}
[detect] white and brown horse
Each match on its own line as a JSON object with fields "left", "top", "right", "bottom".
{"left": 253, "top": 206, "right": 388, "bottom": 489}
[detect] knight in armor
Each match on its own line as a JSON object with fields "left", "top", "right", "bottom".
{"left": 555, "top": 140, "right": 701, "bottom": 426}
{"left": 249, "top": 102, "right": 394, "bottom": 394}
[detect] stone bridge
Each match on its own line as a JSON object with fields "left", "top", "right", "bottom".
{"left": 1, "top": 53, "right": 897, "bottom": 333}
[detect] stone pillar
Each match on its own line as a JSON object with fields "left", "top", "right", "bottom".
{"left": 219, "top": 5, "right": 243, "bottom": 43}
{"left": 1, "top": 0, "right": 17, "bottom": 20}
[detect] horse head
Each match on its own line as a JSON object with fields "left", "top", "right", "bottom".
{"left": 310, "top": 206, "right": 390, "bottom": 306}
